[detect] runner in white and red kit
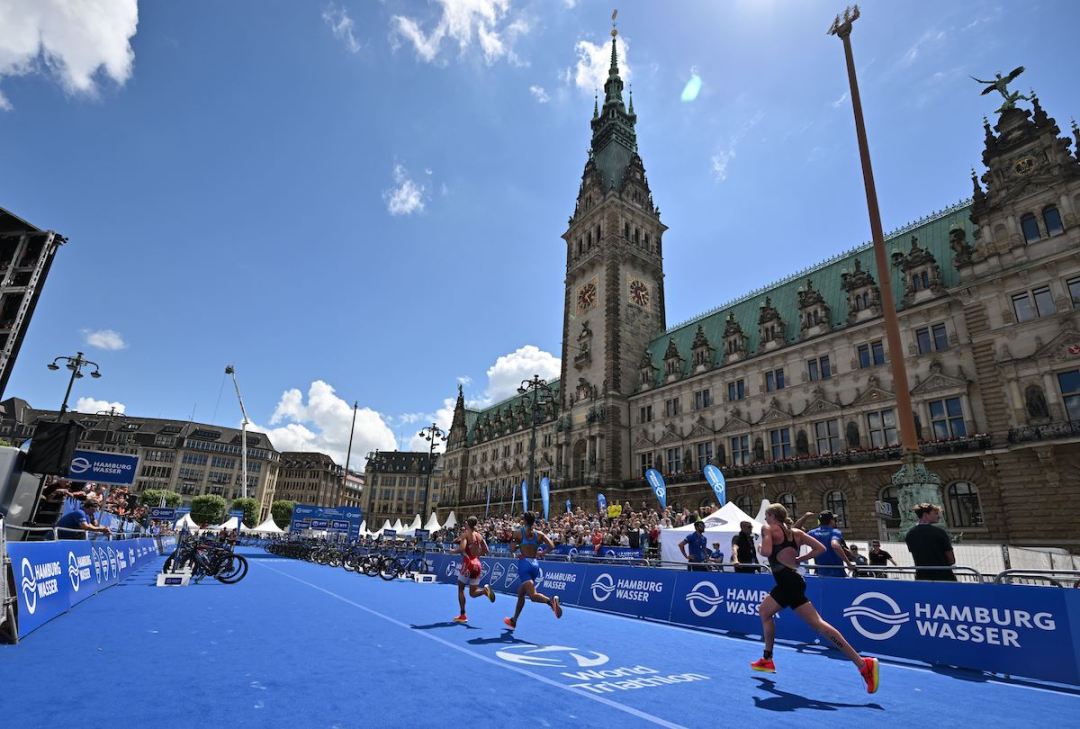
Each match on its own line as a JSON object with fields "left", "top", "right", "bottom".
{"left": 452, "top": 516, "right": 495, "bottom": 623}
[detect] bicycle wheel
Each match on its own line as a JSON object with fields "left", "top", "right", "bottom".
{"left": 342, "top": 554, "right": 356, "bottom": 572}
{"left": 216, "top": 554, "right": 249, "bottom": 584}
{"left": 363, "top": 557, "right": 380, "bottom": 577}
{"left": 378, "top": 556, "right": 400, "bottom": 581}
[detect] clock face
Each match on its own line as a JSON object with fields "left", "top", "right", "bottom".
{"left": 577, "top": 280, "right": 598, "bottom": 312}
{"left": 1013, "top": 156, "right": 1035, "bottom": 176}
{"left": 629, "top": 279, "right": 650, "bottom": 308}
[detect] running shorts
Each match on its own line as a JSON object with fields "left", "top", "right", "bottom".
{"left": 770, "top": 568, "right": 809, "bottom": 609}
{"left": 458, "top": 556, "right": 481, "bottom": 586}
{"left": 518, "top": 558, "right": 540, "bottom": 585}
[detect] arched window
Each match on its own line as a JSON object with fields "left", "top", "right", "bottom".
{"left": 1020, "top": 213, "right": 1041, "bottom": 244}
{"left": 946, "top": 481, "right": 983, "bottom": 527}
{"left": 778, "top": 492, "right": 797, "bottom": 516}
{"left": 879, "top": 485, "right": 901, "bottom": 529}
{"left": 825, "top": 490, "right": 848, "bottom": 528}
{"left": 1043, "top": 206, "right": 1064, "bottom": 236}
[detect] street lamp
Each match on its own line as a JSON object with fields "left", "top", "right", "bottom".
{"left": 828, "top": 5, "right": 942, "bottom": 532}
{"left": 417, "top": 423, "right": 446, "bottom": 520}
{"left": 47, "top": 351, "right": 102, "bottom": 415}
{"left": 517, "top": 374, "right": 555, "bottom": 515}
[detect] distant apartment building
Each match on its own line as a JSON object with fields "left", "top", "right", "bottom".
{"left": 362, "top": 451, "right": 436, "bottom": 526}
{"left": 276, "top": 451, "right": 360, "bottom": 508}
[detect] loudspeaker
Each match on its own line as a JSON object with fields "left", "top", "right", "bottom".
{"left": 25, "top": 421, "right": 86, "bottom": 476}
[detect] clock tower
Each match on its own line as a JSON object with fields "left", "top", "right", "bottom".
{"left": 558, "top": 20, "right": 667, "bottom": 490}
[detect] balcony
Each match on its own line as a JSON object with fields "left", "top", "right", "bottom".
{"left": 1008, "top": 420, "right": 1080, "bottom": 444}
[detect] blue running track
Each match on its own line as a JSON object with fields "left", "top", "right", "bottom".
{"left": 2, "top": 548, "right": 1077, "bottom": 728}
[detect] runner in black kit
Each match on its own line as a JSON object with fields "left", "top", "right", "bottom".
{"left": 751, "top": 503, "right": 880, "bottom": 693}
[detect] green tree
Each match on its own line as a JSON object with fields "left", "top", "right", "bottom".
{"left": 140, "top": 489, "right": 183, "bottom": 508}
{"left": 190, "top": 494, "right": 227, "bottom": 527}
{"left": 231, "top": 497, "right": 259, "bottom": 527}
{"left": 271, "top": 500, "right": 295, "bottom": 530}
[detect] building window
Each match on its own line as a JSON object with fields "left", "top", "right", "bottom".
{"left": 1058, "top": 370, "right": 1080, "bottom": 422}
{"left": 664, "top": 397, "right": 681, "bottom": 417}
{"left": 825, "top": 490, "right": 848, "bottom": 528}
{"left": 807, "top": 355, "right": 831, "bottom": 382}
{"left": 1043, "top": 206, "right": 1064, "bottom": 236}
{"left": 778, "top": 492, "right": 797, "bottom": 515}
{"left": 665, "top": 447, "right": 681, "bottom": 474}
{"left": 693, "top": 389, "right": 712, "bottom": 410}
{"left": 915, "top": 323, "right": 949, "bottom": 354}
{"left": 1020, "top": 213, "right": 1041, "bottom": 243}
{"left": 768, "top": 428, "right": 792, "bottom": 460}
{"left": 1012, "top": 286, "right": 1055, "bottom": 322}
{"left": 946, "top": 481, "right": 983, "bottom": 527}
{"left": 814, "top": 419, "right": 841, "bottom": 455}
{"left": 866, "top": 409, "right": 897, "bottom": 448}
{"left": 639, "top": 405, "right": 653, "bottom": 423}
{"left": 852, "top": 289, "right": 871, "bottom": 311}
{"left": 928, "top": 397, "right": 966, "bottom": 439}
{"left": 727, "top": 379, "right": 745, "bottom": 401}
{"left": 765, "top": 368, "right": 785, "bottom": 392}
{"left": 730, "top": 435, "right": 750, "bottom": 466}
{"left": 1067, "top": 276, "right": 1080, "bottom": 308}
{"left": 695, "top": 442, "right": 714, "bottom": 470}
{"left": 911, "top": 269, "right": 930, "bottom": 291}
{"left": 639, "top": 452, "right": 653, "bottom": 476}
{"left": 857, "top": 340, "right": 885, "bottom": 368}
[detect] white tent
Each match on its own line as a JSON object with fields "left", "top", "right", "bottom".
{"left": 423, "top": 512, "right": 441, "bottom": 532}
{"left": 443, "top": 510, "right": 458, "bottom": 529}
{"left": 754, "top": 498, "right": 770, "bottom": 526}
{"left": 174, "top": 513, "right": 200, "bottom": 531}
{"left": 392, "top": 518, "right": 404, "bottom": 532}
{"left": 660, "top": 502, "right": 763, "bottom": 566}
{"left": 248, "top": 515, "right": 284, "bottom": 534}
{"left": 211, "top": 516, "right": 241, "bottom": 532}
{"left": 400, "top": 514, "right": 421, "bottom": 536}
{"left": 357, "top": 520, "right": 367, "bottom": 537}
{"left": 380, "top": 519, "right": 392, "bottom": 532}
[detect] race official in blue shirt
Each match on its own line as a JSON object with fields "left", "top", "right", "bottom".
{"left": 679, "top": 520, "right": 709, "bottom": 572}
{"left": 55, "top": 498, "right": 111, "bottom": 540}
{"left": 806, "top": 511, "right": 853, "bottom": 578}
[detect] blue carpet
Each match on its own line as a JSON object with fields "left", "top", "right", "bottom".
{"left": 1, "top": 548, "right": 1076, "bottom": 728}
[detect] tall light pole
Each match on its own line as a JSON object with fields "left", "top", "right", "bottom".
{"left": 225, "top": 365, "right": 251, "bottom": 501}
{"left": 417, "top": 423, "right": 445, "bottom": 520}
{"left": 829, "top": 5, "right": 942, "bottom": 531}
{"left": 341, "top": 400, "right": 358, "bottom": 502}
{"left": 47, "top": 351, "right": 102, "bottom": 416}
{"left": 517, "top": 374, "right": 554, "bottom": 515}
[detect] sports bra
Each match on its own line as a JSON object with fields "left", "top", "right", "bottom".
{"left": 768, "top": 525, "right": 798, "bottom": 572}
{"left": 519, "top": 527, "right": 539, "bottom": 547}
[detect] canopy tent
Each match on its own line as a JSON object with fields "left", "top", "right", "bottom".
{"left": 443, "top": 511, "right": 457, "bottom": 529}
{"left": 391, "top": 518, "right": 404, "bottom": 532}
{"left": 357, "top": 520, "right": 368, "bottom": 537}
{"left": 210, "top": 516, "right": 241, "bottom": 532}
{"left": 380, "top": 519, "right": 392, "bottom": 532}
{"left": 423, "top": 512, "right": 441, "bottom": 532}
{"left": 247, "top": 515, "right": 284, "bottom": 534}
{"left": 174, "top": 513, "right": 200, "bottom": 531}
{"left": 659, "top": 502, "right": 763, "bottom": 566}
{"left": 754, "top": 498, "right": 770, "bottom": 526}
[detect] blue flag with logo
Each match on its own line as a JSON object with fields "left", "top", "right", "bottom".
{"left": 703, "top": 464, "right": 726, "bottom": 506}
{"left": 521, "top": 479, "right": 528, "bottom": 514}
{"left": 645, "top": 468, "right": 667, "bottom": 509}
{"left": 565, "top": 498, "right": 572, "bottom": 513}
{"left": 597, "top": 492, "right": 607, "bottom": 512}
{"left": 539, "top": 476, "right": 550, "bottom": 521}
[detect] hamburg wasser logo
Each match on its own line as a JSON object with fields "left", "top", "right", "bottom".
{"left": 686, "top": 581, "right": 724, "bottom": 618}
{"left": 69, "top": 456, "right": 92, "bottom": 474}
{"left": 843, "top": 592, "right": 910, "bottom": 640}
{"left": 495, "top": 644, "right": 609, "bottom": 669}
{"left": 20, "top": 558, "right": 37, "bottom": 614}
{"left": 590, "top": 573, "right": 617, "bottom": 602}
{"left": 68, "top": 552, "right": 81, "bottom": 592}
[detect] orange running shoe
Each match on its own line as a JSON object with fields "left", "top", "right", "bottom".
{"left": 750, "top": 658, "right": 776, "bottom": 673}
{"left": 860, "top": 657, "right": 880, "bottom": 694}
{"left": 503, "top": 617, "right": 516, "bottom": 630}
{"left": 551, "top": 595, "right": 563, "bottom": 619}
{"left": 452, "top": 614, "right": 468, "bottom": 624}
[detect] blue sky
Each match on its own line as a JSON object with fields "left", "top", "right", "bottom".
{"left": 1, "top": 0, "right": 1077, "bottom": 464}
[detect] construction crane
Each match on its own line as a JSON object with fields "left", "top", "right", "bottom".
{"left": 224, "top": 365, "right": 250, "bottom": 501}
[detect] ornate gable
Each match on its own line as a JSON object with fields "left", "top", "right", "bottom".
{"left": 1023, "top": 329, "right": 1080, "bottom": 363}
{"left": 633, "top": 432, "right": 656, "bottom": 450}
{"left": 757, "top": 296, "right": 786, "bottom": 349}
{"left": 718, "top": 410, "right": 752, "bottom": 434}
{"left": 638, "top": 349, "right": 658, "bottom": 390}
{"left": 892, "top": 235, "right": 944, "bottom": 305}
{"left": 662, "top": 338, "right": 684, "bottom": 380}
{"left": 690, "top": 325, "right": 714, "bottom": 371}
{"left": 800, "top": 387, "right": 843, "bottom": 418}
{"left": 723, "top": 312, "right": 748, "bottom": 362}
{"left": 910, "top": 360, "right": 970, "bottom": 396}
{"left": 687, "top": 417, "right": 714, "bottom": 439}
{"left": 797, "top": 278, "right": 832, "bottom": 338}
{"left": 758, "top": 398, "right": 792, "bottom": 425}
{"left": 850, "top": 375, "right": 896, "bottom": 407}
{"left": 841, "top": 259, "right": 882, "bottom": 323}
{"left": 655, "top": 425, "right": 683, "bottom": 447}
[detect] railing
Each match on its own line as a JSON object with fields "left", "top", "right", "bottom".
{"left": 3, "top": 523, "right": 150, "bottom": 541}
{"left": 1008, "top": 420, "right": 1080, "bottom": 444}
{"left": 993, "top": 569, "right": 1080, "bottom": 588}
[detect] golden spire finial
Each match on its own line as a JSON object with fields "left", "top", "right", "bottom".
{"left": 611, "top": 8, "right": 618, "bottom": 38}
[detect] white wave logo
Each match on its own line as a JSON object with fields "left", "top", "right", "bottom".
{"left": 107, "top": 546, "right": 117, "bottom": 578}
{"left": 686, "top": 581, "right": 724, "bottom": 618}
{"left": 535, "top": 565, "right": 545, "bottom": 586}
{"left": 504, "top": 563, "right": 518, "bottom": 588}
{"left": 843, "top": 592, "right": 910, "bottom": 640}
{"left": 590, "top": 573, "right": 616, "bottom": 602}
{"left": 489, "top": 562, "right": 505, "bottom": 586}
{"left": 91, "top": 548, "right": 102, "bottom": 581}
{"left": 20, "top": 558, "right": 37, "bottom": 615}
{"left": 69, "top": 456, "right": 91, "bottom": 474}
{"left": 68, "top": 552, "right": 81, "bottom": 592}
{"left": 495, "top": 645, "right": 609, "bottom": 668}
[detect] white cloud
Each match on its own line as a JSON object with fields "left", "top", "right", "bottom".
{"left": 898, "top": 29, "right": 946, "bottom": 69}
{"left": 456, "top": 375, "right": 472, "bottom": 386}
{"left": 573, "top": 36, "right": 630, "bottom": 92}
{"left": 0, "top": 0, "right": 138, "bottom": 110}
{"left": 710, "top": 110, "right": 764, "bottom": 184}
{"left": 83, "top": 328, "right": 127, "bottom": 350}
{"left": 680, "top": 67, "right": 702, "bottom": 102}
{"left": 383, "top": 163, "right": 427, "bottom": 216}
{"left": 255, "top": 380, "right": 397, "bottom": 466}
{"left": 831, "top": 90, "right": 849, "bottom": 109}
{"left": 710, "top": 150, "right": 734, "bottom": 182}
{"left": 529, "top": 84, "right": 550, "bottom": 103}
{"left": 322, "top": 3, "right": 361, "bottom": 53}
{"left": 74, "top": 397, "right": 126, "bottom": 415}
{"left": 390, "top": 0, "right": 528, "bottom": 66}
{"left": 563, "top": 0, "right": 577, "bottom": 7}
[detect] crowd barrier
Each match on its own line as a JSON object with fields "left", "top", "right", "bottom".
{"left": 4, "top": 535, "right": 172, "bottom": 641}
{"left": 425, "top": 553, "right": 1080, "bottom": 686}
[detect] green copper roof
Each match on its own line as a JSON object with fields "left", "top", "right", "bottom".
{"left": 644, "top": 201, "right": 974, "bottom": 383}
{"left": 589, "top": 36, "right": 638, "bottom": 191}
{"left": 465, "top": 379, "right": 562, "bottom": 445}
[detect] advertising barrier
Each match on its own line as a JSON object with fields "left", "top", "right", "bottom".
{"left": 6, "top": 537, "right": 161, "bottom": 639}
{"left": 290, "top": 505, "right": 362, "bottom": 540}
{"left": 420, "top": 553, "right": 1080, "bottom": 685}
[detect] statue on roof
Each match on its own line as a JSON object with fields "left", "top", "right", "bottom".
{"left": 971, "top": 67, "right": 1031, "bottom": 113}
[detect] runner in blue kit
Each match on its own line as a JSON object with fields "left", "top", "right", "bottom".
{"left": 504, "top": 511, "right": 562, "bottom": 630}
{"left": 806, "top": 510, "right": 854, "bottom": 578}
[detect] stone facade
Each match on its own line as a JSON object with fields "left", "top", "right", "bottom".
{"left": 362, "top": 450, "right": 437, "bottom": 527}
{"left": 276, "top": 451, "right": 354, "bottom": 509}
{"left": 436, "top": 30, "right": 1080, "bottom": 548}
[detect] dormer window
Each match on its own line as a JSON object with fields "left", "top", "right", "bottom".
{"left": 758, "top": 296, "right": 786, "bottom": 349}
{"left": 723, "top": 312, "right": 747, "bottom": 361}
{"left": 663, "top": 338, "right": 683, "bottom": 380}
{"left": 841, "top": 258, "right": 881, "bottom": 323}
{"left": 797, "top": 279, "right": 831, "bottom": 338}
{"left": 638, "top": 350, "right": 657, "bottom": 390}
{"left": 1021, "top": 213, "right": 1041, "bottom": 243}
{"left": 1043, "top": 206, "right": 1064, "bottom": 236}
{"left": 690, "top": 325, "right": 714, "bottom": 372}
{"left": 911, "top": 269, "right": 930, "bottom": 291}
{"left": 853, "top": 290, "right": 871, "bottom": 310}
{"left": 892, "top": 235, "right": 943, "bottom": 306}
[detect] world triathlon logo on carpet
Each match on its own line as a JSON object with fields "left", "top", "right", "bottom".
{"left": 68, "top": 552, "right": 81, "bottom": 592}
{"left": 685, "top": 581, "right": 724, "bottom": 618}
{"left": 489, "top": 562, "right": 505, "bottom": 585}
{"left": 495, "top": 645, "right": 609, "bottom": 669}
{"left": 590, "top": 573, "right": 617, "bottom": 602}
{"left": 20, "top": 558, "right": 37, "bottom": 614}
{"left": 843, "top": 592, "right": 910, "bottom": 640}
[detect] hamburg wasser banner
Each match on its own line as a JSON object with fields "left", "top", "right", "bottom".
{"left": 703, "top": 465, "right": 726, "bottom": 506}
{"left": 645, "top": 469, "right": 666, "bottom": 509}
